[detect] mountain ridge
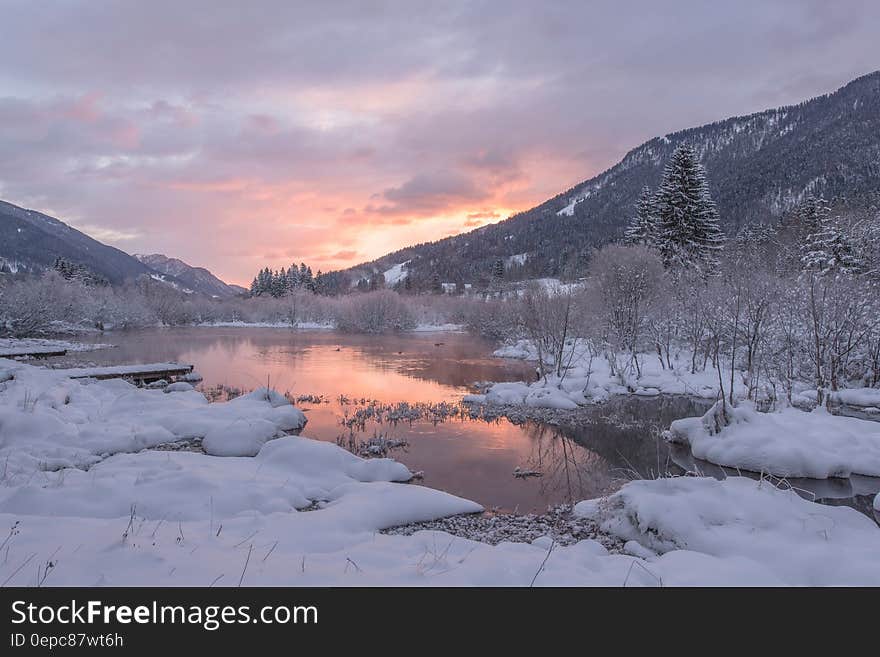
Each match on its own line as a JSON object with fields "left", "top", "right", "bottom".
{"left": 134, "top": 253, "right": 247, "bottom": 298}
{"left": 336, "top": 70, "right": 880, "bottom": 291}
{"left": 0, "top": 199, "right": 241, "bottom": 296}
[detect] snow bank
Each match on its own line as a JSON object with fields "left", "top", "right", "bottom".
{"left": 0, "top": 359, "right": 306, "bottom": 478}
{"left": 198, "top": 320, "right": 335, "bottom": 330}
{"left": 667, "top": 401, "right": 880, "bottom": 478}
{"left": 482, "top": 339, "right": 736, "bottom": 409}
{"left": 575, "top": 476, "right": 880, "bottom": 586}
{"left": 831, "top": 387, "right": 880, "bottom": 408}
{"left": 164, "top": 381, "right": 194, "bottom": 393}
{"left": 0, "top": 338, "right": 112, "bottom": 354}
{"left": 2, "top": 358, "right": 877, "bottom": 586}
{"left": 411, "top": 323, "right": 466, "bottom": 333}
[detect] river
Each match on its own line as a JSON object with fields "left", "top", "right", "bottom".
{"left": 60, "top": 327, "right": 879, "bottom": 519}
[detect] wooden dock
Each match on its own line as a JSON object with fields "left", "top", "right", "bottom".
{"left": 0, "top": 348, "right": 68, "bottom": 359}
{"left": 57, "top": 362, "right": 194, "bottom": 385}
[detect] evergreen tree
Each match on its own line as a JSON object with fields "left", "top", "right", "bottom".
{"left": 287, "top": 264, "right": 301, "bottom": 289}
{"left": 801, "top": 209, "right": 861, "bottom": 276}
{"left": 624, "top": 186, "right": 659, "bottom": 246}
{"left": 795, "top": 196, "right": 830, "bottom": 238}
{"left": 653, "top": 144, "right": 724, "bottom": 272}
{"left": 492, "top": 258, "right": 505, "bottom": 280}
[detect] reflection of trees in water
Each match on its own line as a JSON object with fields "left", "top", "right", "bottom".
{"left": 515, "top": 396, "right": 716, "bottom": 504}
{"left": 520, "top": 423, "right": 620, "bottom": 505}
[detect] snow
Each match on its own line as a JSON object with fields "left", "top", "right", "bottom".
{"left": 0, "top": 338, "right": 112, "bottom": 354}
{"left": 53, "top": 362, "right": 193, "bottom": 379}
{"left": 202, "top": 419, "right": 290, "bottom": 456}
{"left": 411, "top": 323, "right": 466, "bottom": 333}
{"left": 382, "top": 260, "right": 410, "bottom": 286}
{"left": 199, "top": 321, "right": 464, "bottom": 333}
{"left": 505, "top": 253, "right": 528, "bottom": 267}
{"left": 467, "top": 381, "right": 582, "bottom": 410}
{"left": 164, "top": 381, "right": 194, "bottom": 393}
{"left": 1, "top": 358, "right": 877, "bottom": 586}
{"left": 667, "top": 401, "right": 880, "bottom": 479}
{"left": 198, "top": 320, "right": 334, "bottom": 330}
{"left": 485, "top": 339, "right": 741, "bottom": 408}
{"left": 0, "top": 361, "right": 305, "bottom": 477}
{"left": 830, "top": 388, "right": 880, "bottom": 408}
{"left": 557, "top": 199, "right": 579, "bottom": 216}
{"left": 575, "top": 476, "right": 880, "bottom": 586}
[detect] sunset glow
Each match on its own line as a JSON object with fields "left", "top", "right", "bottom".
{"left": 1, "top": 1, "right": 877, "bottom": 284}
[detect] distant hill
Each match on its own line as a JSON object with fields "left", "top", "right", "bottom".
{"left": 135, "top": 254, "right": 246, "bottom": 298}
{"left": 339, "top": 71, "right": 880, "bottom": 290}
{"left": 0, "top": 200, "right": 161, "bottom": 284}
{"left": 0, "top": 199, "right": 243, "bottom": 296}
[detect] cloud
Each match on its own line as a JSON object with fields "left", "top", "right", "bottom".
{"left": 375, "top": 171, "right": 489, "bottom": 216}
{"left": 0, "top": 1, "right": 877, "bottom": 284}
{"left": 70, "top": 223, "right": 143, "bottom": 244}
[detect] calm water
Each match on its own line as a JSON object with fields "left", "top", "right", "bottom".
{"left": 59, "top": 327, "right": 880, "bottom": 519}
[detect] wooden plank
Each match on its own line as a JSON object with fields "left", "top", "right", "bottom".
{"left": 0, "top": 348, "right": 68, "bottom": 359}
{"left": 58, "top": 363, "right": 194, "bottom": 383}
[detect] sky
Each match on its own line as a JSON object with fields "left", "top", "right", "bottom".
{"left": 1, "top": 1, "right": 878, "bottom": 286}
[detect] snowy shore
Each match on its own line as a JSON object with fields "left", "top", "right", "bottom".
{"left": 667, "top": 401, "right": 880, "bottom": 479}
{"left": 465, "top": 339, "right": 749, "bottom": 410}
{"left": 1, "top": 357, "right": 878, "bottom": 585}
{"left": 0, "top": 337, "right": 113, "bottom": 355}
{"left": 197, "top": 320, "right": 465, "bottom": 332}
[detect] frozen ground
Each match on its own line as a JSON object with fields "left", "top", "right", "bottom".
{"left": 0, "top": 358, "right": 877, "bottom": 586}
{"left": 667, "top": 401, "right": 880, "bottom": 479}
{"left": 0, "top": 338, "right": 113, "bottom": 355}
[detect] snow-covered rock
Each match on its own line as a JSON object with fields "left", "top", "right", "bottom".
{"left": 202, "top": 419, "right": 281, "bottom": 456}
{"left": 667, "top": 401, "right": 880, "bottom": 478}
{"left": 575, "top": 476, "right": 880, "bottom": 586}
{"left": 164, "top": 381, "right": 194, "bottom": 393}
{"left": 831, "top": 387, "right": 880, "bottom": 408}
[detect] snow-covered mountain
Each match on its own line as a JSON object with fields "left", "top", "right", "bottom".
{"left": 0, "top": 200, "right": 159, "bottom": 284}
{"left": 339, "top": 71, "right": 880, "bottom": 291}
{"left": 0, "top": 199, "right": 242, "bottom": 296}
{"left": 134, "top": 254, "right": 246, "bottom": 298}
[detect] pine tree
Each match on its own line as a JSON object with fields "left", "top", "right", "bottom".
{"left": 624, "top": 186, "right": 659, "bottom": 247}
{"left": 654, "top": 144, "right": 724, "bottom": 272}
{"left": 287, "top": 264, "right": 301, "bottom": 289}
{"left": 801, "top": 209, "right": 861, "bottom": 276}
{"left": 492, "top": 258, "right": 504, "bottom": 280}
{"left": 795, "top": 196, "right": 830, "bottom": 238}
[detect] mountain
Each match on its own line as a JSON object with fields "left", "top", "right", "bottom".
{"left": 340, "top": 71, "right": 880, "bottom": 290}
{"left": 0, "top": 200, "right": 159, "bottom": 284}
{"left": 134, "top": 254, "right": 246, "bottom": 298}
{"left": 0, "top": 199, "right": 241, "bottom": 296}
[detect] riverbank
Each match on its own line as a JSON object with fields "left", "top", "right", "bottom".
{"left": 2, "top": 356, "right": 879, "bottom": 585}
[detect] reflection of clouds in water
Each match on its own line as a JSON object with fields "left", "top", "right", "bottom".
{"left": 66, "top": 328, "right": 879, "bottom": 518}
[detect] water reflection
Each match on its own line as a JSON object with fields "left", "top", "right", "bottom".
{"left": 63, "top": 328, "right": 880, "bottom": 519}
